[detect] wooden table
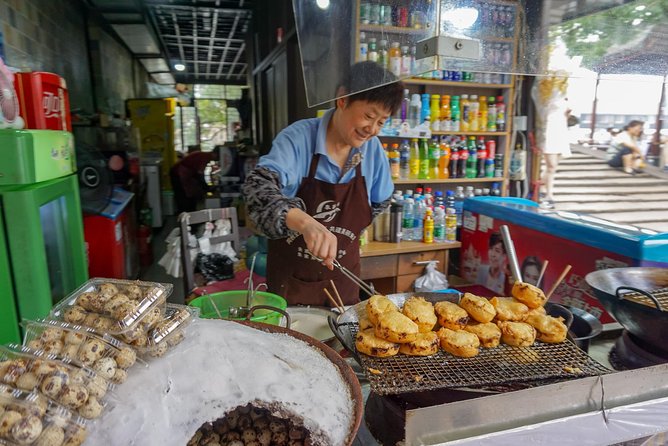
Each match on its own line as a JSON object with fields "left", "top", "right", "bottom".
{"left": 360, "top": 241, "right": 461, "bottom": 294}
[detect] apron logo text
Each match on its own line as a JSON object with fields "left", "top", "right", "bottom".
{"left": 312, "top": 200, "right": 341, "bottom": 223}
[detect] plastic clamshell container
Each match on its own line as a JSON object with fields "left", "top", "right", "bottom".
{"left": 22, "top": 320, "right": 144, "bottom": 382}
{"left": 49, "top": 278, "right": 172, "bottom": 341}
{"left": 0, "top": 384, "right": 88, "bottom": 446}
{"left": 0, "top": 344, "right": 113, "bottom": 420}
{"left": 132, "top": 304, "right": 199, "bottom": 358}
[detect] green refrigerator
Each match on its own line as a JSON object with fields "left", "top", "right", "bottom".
{"left": 0, "top": 129, "right": 88, "bottom": 344}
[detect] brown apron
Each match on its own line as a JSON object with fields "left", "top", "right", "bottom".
{"left": 267, "top": 154, "right": 372, "bottom": 306}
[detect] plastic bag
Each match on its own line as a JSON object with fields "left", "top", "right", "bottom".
{"left": 195, "top": 253, "right": 235, "bottom": 282}
{"left": 414, "top": 261, "right": 449, "bottom": 292}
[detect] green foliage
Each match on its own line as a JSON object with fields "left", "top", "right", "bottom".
{"left": 550, "top": 0, "right": 666, "bottom": 69}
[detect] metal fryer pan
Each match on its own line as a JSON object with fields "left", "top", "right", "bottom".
{"left": 586, "top": 267, "right": 668, "bottom": 350}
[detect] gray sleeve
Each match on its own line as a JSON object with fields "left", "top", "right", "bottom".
{"left": 242, "top": 167, "right": 305, "bottom": 239}
{"left": 371, "top": 198, "right": 391, "bottom": 220}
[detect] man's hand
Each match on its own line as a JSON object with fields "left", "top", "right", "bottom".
{"left": 286, "top": 208, "right": 337, "bottom": 269}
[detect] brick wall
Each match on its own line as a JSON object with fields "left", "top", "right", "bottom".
{"left": 0, "top": 0, "right": 150, "bottom": 116}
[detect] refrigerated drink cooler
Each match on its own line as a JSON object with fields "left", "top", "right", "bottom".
{"left": 0, "top": 129, "right": 88, "bottom": 344}
{"left": 461, "top": 197, "right": 668, "bottom": 326}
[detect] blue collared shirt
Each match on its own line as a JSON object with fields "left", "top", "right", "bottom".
{"left": 257, "top": 108, "right": 393, "bottom": 204}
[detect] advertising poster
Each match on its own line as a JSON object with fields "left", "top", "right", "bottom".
{"left": 460, "top": 210, "right": 635, "bottom": 324}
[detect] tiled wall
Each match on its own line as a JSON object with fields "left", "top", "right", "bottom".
{"left": 0, "top": 0, "right": 149, "bottom": 116}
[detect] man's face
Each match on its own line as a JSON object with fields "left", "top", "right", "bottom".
{"left": 335, "top": 99, "right": 391, "bottom": 147}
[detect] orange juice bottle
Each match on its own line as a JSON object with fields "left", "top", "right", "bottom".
{"left": 438, "top": 137, "right": 450, "bottom": 179}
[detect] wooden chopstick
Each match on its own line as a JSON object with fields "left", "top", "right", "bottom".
{"left": 323, "top": 288, "right": 344, "bottom": 313}
{"left": 329, "top": 279, "right": 346, "bottom": 310}
{"left": 537, "top": 260, "right": 549, "bottom": 289}
{"left": 546, "top": 265, "right": 572, "bottom": 299}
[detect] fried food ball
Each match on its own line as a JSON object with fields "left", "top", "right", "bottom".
{"left": 434, "top": 301, "right": 469, "bottom": 330}
{"left": 98, "top": 283, "right": 119, "bottom": 299}
{"left": 15, "top": 372, "right": 39, "bottom": 391}
{"left": 35, "top": 425, "right": 65, "bottom": 446}
{"left": 459, "top": 293, "right": 496, "bottom": 323}
{"left": 525, "top": 306, "right": 547, "bottom": 318}
{"left": 357, "top": 316, "right": 373, "bottom": 331}
{"left": 524, "top": 313, "right": 568, "bottom": 343}
{"left": 77, "top": 339, "right": 106, "bottom": 366}
{"left": 463, "top": 322, "right": 502, "bottom": 348}
{"left": 64, "top": 306, "right": 87, "bottom": 324}
{"left": 114, "top": 347, "right": 137, "bottom": 369}
{"left": 374, "top": 311, "right": 419, "bottom": 344}
{"left": 398, "top": 331, "right": 439, "bottom": 356}
{"left": 355, "top": 329, "right": 400, "bottom": 358}
{"left": 512, "top": 281, "right": 547, "bottom": 309}
{"left": 490, "top": 297, "right": 529, "bottom": 322}
{"left": 497, "top": 321, "right": 537, "bottom": 347}
{"left": 437, "top": 328, "right": 480, "bottom": 358}
{"left": 366, "top": 295, "right": 399, "bottom": 326}
{"left": 78, "top": 396, "right": 103, "bottom": 419}
{"left": 125, "top": 284, "right": 144, "bottom": 300}
{"left": 0, "top": 410, "right": 22, "bottom": 437}
{"left": 402, "top": 297, "right": 437, "bottom": 333}
{"left": 59, "top": 384, "right": 89, "bottom": 409}
{"left": 92, "top": 357, "right": 117, "bottom": 380}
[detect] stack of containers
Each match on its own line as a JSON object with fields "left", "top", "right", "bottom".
{"left": 0, "top": 277, "right": 198, "bottom": 445}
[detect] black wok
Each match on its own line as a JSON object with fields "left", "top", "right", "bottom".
{"left": 585, "top": 267, "right": 668, "bottom": 351}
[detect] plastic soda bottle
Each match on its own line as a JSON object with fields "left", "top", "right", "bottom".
{"left": 423, "top": 208, "right": 434, "bottom": 243}
{"left": 496, "top": 95, "right": 506, "bottom": 131}
{"left": 479, "top": 95, "right": 488, "bottom": 132}
{"left": 445, "top": 207, "right": 457, "bottom": 241}
{"left": 460, "top": 94, "right": 470, "bottom": 132}
{"left": 428, "top": 137, "right": 440, "bottom": 180}
{"left": 487, "top": 96, "right": 497, "bottom": 131}
{"left": 418, "top": 138, "right": 430, "bottom": 179}
{"left": 430, "top": 95, "right": 441, "bottom": 131}
{"left": 399, "top": 139, "right": 410, "bottom": 180}
{"left": 450, "top": 96, "right": 460, "bottom": 131}
{"left": 454, "top": 186, "right": 465, "bottom": 227}
{"left": 368, "top": 38, "right": 378, "bottom": 62}
{"left": 402, "top": 198, "right": 415, "bottom": 241}
{"left": 409, "top": 138, "right": 420, "bottom": 179}
{"left": 389, "top": 143, "right": 400, "bottom": 180}
{"left": 389, "top": 41, "right": 402, "bottom": 76}
{"left": 434, "top": 207, "right": 445, "bottom": 242}
{"left": 466, "top": 136, "right": 477, "bottom": 178}
{"left": 469, "top": 95, "right": 479, "bottom": 131}
{"left": 440, "top": 95, "right": 451, "bottom": 131}
{"left": 458, "top": 139, "right": 468, "bottom": 178}
{"left": 359, "top": 32, "right": 368, "bottom": 61}
{"left": 378, "top": 39, "right": 388, "bottom": 68}
{"left": 477, "top": 137, "right": 487, "bottom": 178}
{"left": 438, "top": 137, "right": 450, "bottom": 179}
{"left": 449, "top": 138, "right": 459, "bottom": 178}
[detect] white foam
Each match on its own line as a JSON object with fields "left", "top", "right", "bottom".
{"left": 86, "top": 319, "right": 355, "bottom": 445}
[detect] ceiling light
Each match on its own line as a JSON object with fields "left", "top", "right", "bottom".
{"left": 316, "top": 0, "right": 330, "bottom": 9}
{"left": 174, "top": 63, "right": 186, "bottom": 71}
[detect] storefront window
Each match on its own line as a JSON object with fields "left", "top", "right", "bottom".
{"left": 193, "top": 85, "right": 245, "bottom": 151}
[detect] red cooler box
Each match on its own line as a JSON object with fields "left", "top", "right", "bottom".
{"left": 461, "top": 197, "right": 668, "bottom": 326}
{"left": 84, "top": 188, "right": 137, "bottom": 279}
{"left": 14, "top": 72, "right": 72, "bottom": 131}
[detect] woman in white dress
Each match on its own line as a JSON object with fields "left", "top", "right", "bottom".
{"left": 532, "top": 74, "right": 571, "bottom": 208}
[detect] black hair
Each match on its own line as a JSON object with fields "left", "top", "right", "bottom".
{"left": 489, "top": 232, "right": 506, "bottom": 253}
{"left": 521, "top": 256, "right": 541, "bottom": 274}
{"left": 337, "top": 61, "right": 404, "bottom": 114}
{"left": 624, "top": 120, "right": 644, "bottom": 131}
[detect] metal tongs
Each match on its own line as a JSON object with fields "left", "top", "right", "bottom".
{"left": 313, "top": 255, "right": 375, "bottom": 297}
{"left": 229, "top": 252, "right": 263, "bottom": 318}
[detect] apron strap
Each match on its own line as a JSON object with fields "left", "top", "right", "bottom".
{"left": 308, "top": 154, "right": 320, "bottom": 179}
